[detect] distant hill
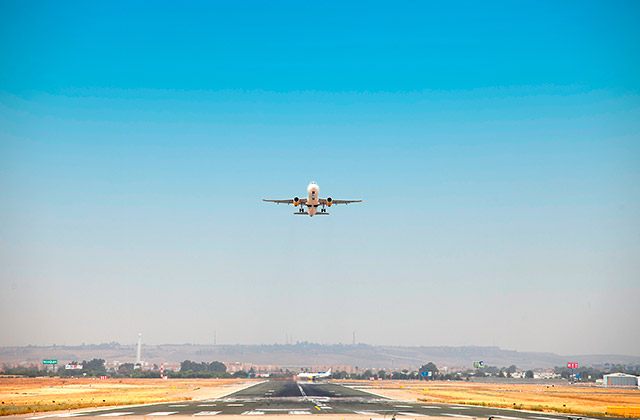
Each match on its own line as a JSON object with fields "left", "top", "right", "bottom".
{"left": 2, "top": 343, "right": 639, "bottom": 370}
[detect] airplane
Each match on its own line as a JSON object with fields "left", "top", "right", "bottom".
{"left": 297, "top": 368, "right": 332, "bottom": 381}
{"left": 263, "top": 182, "right": 362, "bottom": 216}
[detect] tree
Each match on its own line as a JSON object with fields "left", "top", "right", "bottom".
{"left": 525, "top": 370, "right": 534, "bottom": 379}
{"left": 179, "top": 360, "right": 227, "bottom": 375}
{"left": 232, "top": 370, "right": 248, "bottom": 378}
{"left": 419, "top": 362, "right": 438, "bottom": 380}
{"left": 118, "top": 363, "right": 135, "bottom": 375}
{"left": 83, "top": 359, "right": 106, "bottom": 376}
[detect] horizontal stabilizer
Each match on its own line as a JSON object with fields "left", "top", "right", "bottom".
{"left": 294, "top": 212, "right": 309, "bottom": 215}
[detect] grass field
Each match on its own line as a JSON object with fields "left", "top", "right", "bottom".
{"left": 350, "top": 380, "right": 640, "bottom": 418}
{"left": 0, "top": 377, "right": 252, "bottom": 416}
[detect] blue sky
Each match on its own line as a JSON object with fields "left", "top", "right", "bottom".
{"left": 0, "top": 1, "right": 639, "bottom": 355}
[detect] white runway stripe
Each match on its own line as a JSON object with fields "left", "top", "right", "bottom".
{"left": 421, "top": 406, "right": 439, "bottom": 409}
{"left": 147, "top": 412, "right": 178, "bottom": 416}
{"left": 97, "top": 413, "right": 134, "bottom": 417}
{"left": 288, "top": 411, "right": 311, "bottom": 415}
{"left": 442, "top": 414, "right": 473, "bottom": 418}
{"left": 398, "top": 412, "right": 429, "bottom": 416}
{"left": 227, "top": 403, "right": 245, "bottom": 407}
{"left": 495, "top": 416, "right": 521, "bottom": 420}
{"left": 395, "top": 405, "right": 414, "bottom": 408}
{"left": 168, "top": 404, "right": 189, "bottom": 407}
{"left": 197, "top": 404, "right": 218, "bottom": 407}
{"left": 193, "top": 411, "right": 222, "bottom": 416}
{"left": 530, "top": 417, "right": 561, "bottom": 420}
{"left": 354, "top": 411, "right": 380, "bottom": 415}
{"left": 241, "top": 410, "right": 265, "bottom": 415}
{"left": 449, "top": 406, "right": 470, "bottom": 410}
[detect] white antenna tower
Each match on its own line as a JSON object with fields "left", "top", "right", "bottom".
{"left": 135, "top": 333, "right": 142, "bottom": 365}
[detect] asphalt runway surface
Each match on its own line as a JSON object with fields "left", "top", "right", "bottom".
{"left": 21, "top": 380, "right": 621, "bottom": 419}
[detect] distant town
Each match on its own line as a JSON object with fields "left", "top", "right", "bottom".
{"left": 2, "top": 341, "right": 639, "bottom": 387}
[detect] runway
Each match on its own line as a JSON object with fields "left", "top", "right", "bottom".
{"left": 19, "top": 380, "right": 620, "bottom": 419}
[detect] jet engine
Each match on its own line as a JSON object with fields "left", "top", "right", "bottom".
{"left": 326, "top": 197, "right": 333, "bottom": 207}
{"left": 293, "top": 197, "right": 300, "bottom": 206}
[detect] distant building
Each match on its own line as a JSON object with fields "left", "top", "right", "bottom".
{"left": 603, "top": 373, "right": 639, "bottom": 388}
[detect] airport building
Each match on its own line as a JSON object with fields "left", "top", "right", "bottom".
{"left": 603, "top": 372, "right": 639, "bottom": 388}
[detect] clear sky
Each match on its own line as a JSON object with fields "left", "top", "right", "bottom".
{"left": 1, "top": 1, "right": 639, "bottom": 356}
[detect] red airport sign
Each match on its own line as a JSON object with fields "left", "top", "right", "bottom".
{"left": 567, "top": 362, "right": 579, "bottom": 369}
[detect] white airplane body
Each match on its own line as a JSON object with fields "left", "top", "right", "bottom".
{"left": 297, "top": 368, "right": 332, "bottom": 381}
{"left": 263, "top": 182, "right": 362, "bottom": 216}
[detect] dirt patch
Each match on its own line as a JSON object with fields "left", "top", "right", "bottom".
{"left": 0, "top": 377, "right": 256, "bottom": 416}
{"left": 340, "top": 380, "right": 640, "bottom": 418}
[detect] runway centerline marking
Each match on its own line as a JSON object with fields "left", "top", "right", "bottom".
{"left": 168, "top": 404, "right": 189, "bottom": 407}
{"left": 442, "top": 414, "right": 473, "bottom": 418}
{"left": 97, "top": 413, "right": 134, "bottom": 417}
{"left": 193, "top": 411, "right": 222, "bottom": 416}
{"left": 398, "top": 412, "right": 428, "bottom": 416}
{"left": 147, "top": 412, "right": 178, "bottom": 416}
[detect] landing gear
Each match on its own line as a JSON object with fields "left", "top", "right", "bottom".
{"left": 321, "top": 205, "right": 327, "bottom": 213}
{"left": 299, "top": 207, "right": 304, "bottom": 213}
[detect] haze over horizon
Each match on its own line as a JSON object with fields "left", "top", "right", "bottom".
{"left": 1, "top": 1, "right": 639, "bottom": 356}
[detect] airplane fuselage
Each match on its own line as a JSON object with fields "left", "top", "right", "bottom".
{"left": 306, "top": 182, "right": 320, "bottom": 216}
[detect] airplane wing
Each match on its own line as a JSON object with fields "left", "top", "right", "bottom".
{"left": 320, "top": 199, "right": 363, "bottom": 205}
{"left": 262, "top": 198, "right": 307, "bottom": 205}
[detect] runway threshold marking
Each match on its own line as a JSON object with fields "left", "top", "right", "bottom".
{"left": 193, "top": 411, "right": 222, "bottom": 416}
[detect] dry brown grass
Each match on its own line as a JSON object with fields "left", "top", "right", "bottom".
{"left": 0, "top": 377, "right": 253, "bottom": 416}
{"left": 343, "top": 380, "right": 640, "bottom": 418}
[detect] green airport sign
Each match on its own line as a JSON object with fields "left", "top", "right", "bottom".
{"left": 42, "top": 359, "right": 58, "bottom": 365}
